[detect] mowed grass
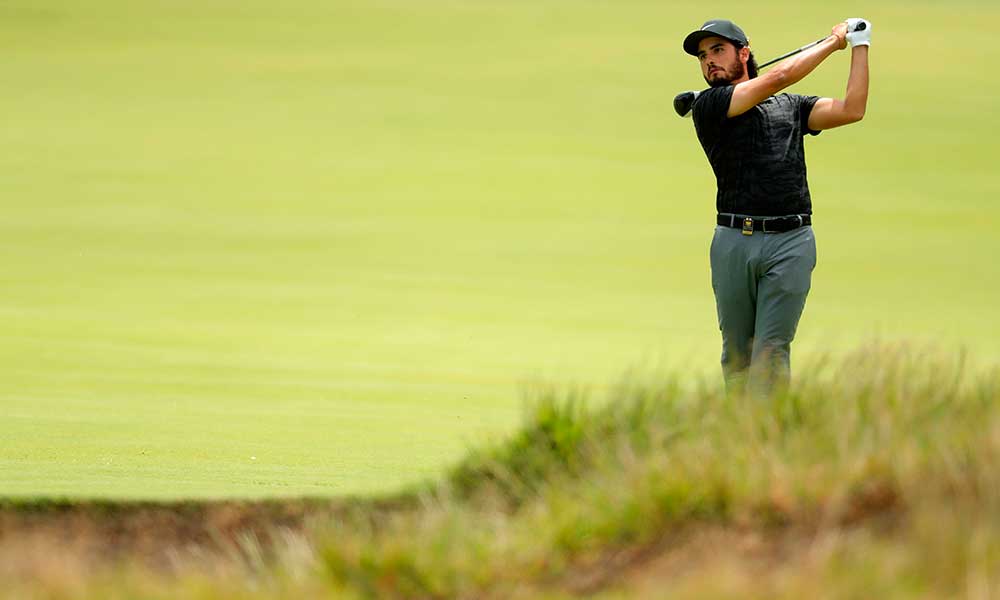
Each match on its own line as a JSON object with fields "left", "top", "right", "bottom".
{"left": 1, "top": 0, "right": 998, "bottom": 498}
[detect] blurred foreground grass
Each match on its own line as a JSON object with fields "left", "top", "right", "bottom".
{"left": 5, "top": 344, "right": 998, "bottom": 598}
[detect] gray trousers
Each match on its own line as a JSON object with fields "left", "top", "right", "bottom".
{"left": 709, "top": 224, "right": 816, "bottom": 396}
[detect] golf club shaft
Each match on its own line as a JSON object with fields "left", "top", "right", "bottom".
{"left": 674, "top": 34, "right": 836, "bottom": 118}
{"left": 757, "top": 37, "right": 828, "bottom": 70}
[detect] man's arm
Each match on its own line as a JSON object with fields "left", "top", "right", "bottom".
{"left": 808, "top": 24, "right": 870, "bottom": 130}
{"left": 727, "top": 22, "right": 848, "bottom": 118}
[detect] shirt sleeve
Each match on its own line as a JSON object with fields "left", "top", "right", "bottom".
{"left": 692, "top": 85, "right": 735, "bottom": 142}
{"left": 798, "top": 94, "right": 822, "bottom": 136}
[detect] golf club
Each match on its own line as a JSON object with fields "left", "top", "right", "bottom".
{"left": 673, "top": 32, "right": 852, "bottom": 118}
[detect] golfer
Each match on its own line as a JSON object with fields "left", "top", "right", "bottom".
{"left": 683, "top": 19, "right": 870, "bottom": 396}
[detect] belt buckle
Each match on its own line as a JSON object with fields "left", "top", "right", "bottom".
{"left": 741, "top": 217, "right": 754, "bottom": 236}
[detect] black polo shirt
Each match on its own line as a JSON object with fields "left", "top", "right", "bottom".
{"left": 692, "top": 85, "right": 821, "bottom": 217}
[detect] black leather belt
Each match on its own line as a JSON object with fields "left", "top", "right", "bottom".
{"left": 717, "top": 213, "right": 811, "bottom": 235}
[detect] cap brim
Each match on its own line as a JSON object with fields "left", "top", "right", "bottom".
{"left": 683, "top": 30, "right": 734, "bottom": 56}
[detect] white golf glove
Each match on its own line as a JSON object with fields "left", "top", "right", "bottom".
{"left": 846, "top": 18, "right": 871, "bottom": 47}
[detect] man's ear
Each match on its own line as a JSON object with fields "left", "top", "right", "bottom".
{"left": 739, "top": 46, "right": 751, "bottom": 63}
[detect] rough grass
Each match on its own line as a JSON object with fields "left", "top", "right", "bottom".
{"left": 3, "top": 344, "right": 998, "bottom": 598}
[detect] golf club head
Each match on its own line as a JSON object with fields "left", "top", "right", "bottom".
{"left": 673, "top": 90, "right": 700, "bottom": 118}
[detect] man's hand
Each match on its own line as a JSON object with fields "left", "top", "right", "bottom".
{"left": 831, "top": 22, "right": 848, "bottom": 50}
{"left": 846, "top": 18, "right": 872, "bottom": 48}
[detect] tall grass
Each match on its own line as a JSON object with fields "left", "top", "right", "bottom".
{"left": 4, "top": 344, "right": 998, "bottom": 599}
{"left": 318, "top": 343, "right": 999, "bottom": 598}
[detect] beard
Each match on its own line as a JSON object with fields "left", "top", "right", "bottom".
{"left": 704, "top": 60, "right": 746, "bottom": 87}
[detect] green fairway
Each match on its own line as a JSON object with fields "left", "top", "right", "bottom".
{"left": 1, "top": 0, "right": 997, "bottom": 499}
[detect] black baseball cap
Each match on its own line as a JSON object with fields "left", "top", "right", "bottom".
{"left": 683, "top": 19, "right": 750, "bottom": 56}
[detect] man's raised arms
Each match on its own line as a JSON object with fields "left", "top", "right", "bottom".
{"left": 722, "top": 21, "right": 862, "bottom": 119}
{"left": 807, "top": 19, "right": 871, "bottom": 130}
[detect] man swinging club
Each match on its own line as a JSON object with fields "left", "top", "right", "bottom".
{"left": 683, "top": 19, "right": 871, "bottom": 395}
